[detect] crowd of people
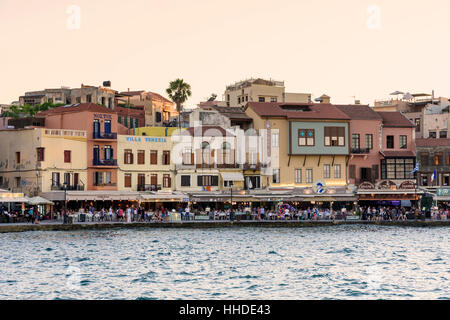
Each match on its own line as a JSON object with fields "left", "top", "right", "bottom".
{"left": 1, "top": 203, "right": 449, "bottom": 224}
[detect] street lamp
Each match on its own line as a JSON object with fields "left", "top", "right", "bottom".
{"left": 229, "top": 182, "right": 234, "bottom": 221}
{"left": 62, "top": 182, "right": 68, "bottom": 223}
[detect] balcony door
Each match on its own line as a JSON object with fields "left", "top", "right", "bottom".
{"left": 104, "top": 120, "right": 111, "bottom": 134}
{"left": 360, "top": 167, "right": 372, "bottom": 183}
{"left": 93, "top": 119, "right": 100, "bottom": 137}
{"left": 93, "top": 145, "right": 99, "bottom": 164}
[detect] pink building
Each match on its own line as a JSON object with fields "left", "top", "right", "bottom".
{"left": 337, "top": 105, "right": 383, "bottom": 186}
{"left": 38, "top": 103, "right": 119, "bottom": 191}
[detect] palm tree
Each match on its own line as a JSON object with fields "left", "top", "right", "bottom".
{"left": 166, "top": 79, "right": 192, "bottom": 131}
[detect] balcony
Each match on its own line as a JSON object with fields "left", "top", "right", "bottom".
{"left": 51, "top": 184, "right": 85, "bottom": 191}
{"left": 93, "top": 159, "right": 118, "bottom": 166}
{"left": 93, "top": 182, "right": 117, "bottom": 187}
{"left": 351, "top": 148, "right": 371, "bottom": 154}
{"left": 137, "top": 184, "right": 161, "bottom": 192}
{"left": 93, "top": 132, "right": 117, "bottom": 140}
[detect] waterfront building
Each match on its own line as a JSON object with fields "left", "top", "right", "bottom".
{"left": 191, "top": 105, "right": 253, "bottom": 130}
{"left": 37, "top": 103, "right": 119, "bottom": 192}
{"left": 117, "top": 134, "right": 174, "bottom": 192}
{"left": 245, "top": 101, "right": 356, "bottom": 206}
{"left": 0, "top": 128, "right": 87, "bottom": 197}
{"left": 336, "top": 105, "right": 383, "bottom": 187}
{"left": 117, "top": 90, "right": 178, "bottom": 127}
{"left": 20, "top": 82, "right": 116, "bottom": 109}
{"left": 416, "top": 138, "right": 450, "bottom": 189}
{"left": 224, "top": 78, "right": 311, "bottom": 107}
{"left": 356, "top": 112, "right": 420, "bottom": 206}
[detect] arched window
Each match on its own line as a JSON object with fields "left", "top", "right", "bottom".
{"left": 222, "top": 142, "right": 232, "bottom": 165}
{"left": 201, "top": 141, "right": 211, "bottom": 165}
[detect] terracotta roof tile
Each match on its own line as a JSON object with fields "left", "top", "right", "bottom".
{"left": 336, "top": 105, "right": 382, "bottom": 120}
{"left": 246, "top": 102, "right": 350, "bottom": 120}
{"left": 377, "top": 112, "right": 415, "bottom": 127}
{"left": 416, "top": 138, "right": 450, "bottom": 147}
{"left": 37, "top": 103, "right": 116, "bottom": 116}
{"left": 381, "top": 150, "right": 416, "bottom": 157}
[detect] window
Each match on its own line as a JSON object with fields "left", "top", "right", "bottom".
{"left": 421, "top": 153, "right": 429, "bottom": 166}
{"left": 155, "top": 112, "right": 162, "bottom": 123}
{"left": 323, "top": 164, "right": 331, "bottom": 179}
{"left": 446, "top": 153, "right": 450, "bottom": 166}
{"left": 258, "top": 97, "right": 265, "bottom": 102}
{"left": 334, "top": 164, "right": 341, "bottom": 179}
{"left": 415, "top": 118, "right": 421, "bottom": 132}
{"left": 94, "top": 172, "right": 104, "bottom": 186}
{"left": 324, "top": 127, "right": 345, "bottom": 146}
{"left": 52, "top": 172, "right": 60, "bottom": 186}
{"left": 63, "top": 150, "right": 71, "bottom": 163}
{"left": 238, "top": 97, "right": 241, "bottom": 104}
{"left": 306, "top": 169, "right": 313, "bottom": 183}
{"left": 163, "top": 174, "right": 171, "bottom": 188}
{"left": 137, "top": 150, "right": 145, "bottom": 165}
{"left": 15, "top": 152, "right": 20, "bottom": 164}
{"left": 440, "top": 131, "right": 447, "bottom": 139}
{"left": 37, "top": 148, "right": 45, "bottom": 161}
{"left": 183, "top": 148, "right": 193, "bottom": 165}
{"left": 349, "top": 165, "right": 356, "bottom": 179}
{"left": 421, "top": 174, "right": 428, "bottom": 186}
{"left": 104, "top": 146, "right": 113, "bottom": 160}
{"left": 118, "top": 116, "right": 122, "bottom": 124}
{"left": 245, "top": 176, "right": 261, "bottom": 189}
{"left": 201, "top": 142, "right": 211, "bottom": 164}
{"left": 150, "top": 150, "right": 158, "bottom": 165}
{"left": 101, "top": 97, "right": 105, "bottom": 105}
{"left": 197, "top": 175, "right": 219, "bottom": 187}
{"left": 105, "top": 172, "right": 111, "bottom": 185}
{"left": 365, "top": 134, "right": 373, "bottom": 150}
{"left": 270, "top": 97, "right": 277, "bottom": 103}
{"left": 181, "top": 175, "right": 191, "bottom": 187}
{"left": 400, "top": 136, "right": 407, "bottom": 149}
{"left": 124, "top": 149, "right": 133, "bottom": 164}
{"left": 272, "top": 132, "right": 279, "bottom": 148}
{"left": 15, "top": 177, "right": 21, "bottom": 188}
{"left": 273, "top": 169, "right": 280, "bottom": 184}
{"left": 224, "top": 180, "right": 234, "bottom": 188}
{"left": 429, "top": 131, "right": 437, "bottom": 139}
{"left": 124, "top": 116, "right": 128, "bottom": 128}
{"left": 352, "top": 134, "right": 360, "bottom": 150}
{"left": 151, "top": 174, "right": 158, "bottom": 187}
{"left": 386, "top": 136, "right": 394, "bottom": 149}
{"left": 298, "top": 129, "right": 315, "bottom": 146}
{"left": 64, "top": 173, "right": 71, "bottom": 185}
{"left": 163, "top": 151, "right": 170, "bottom": 165}
{"left": 124, "top": 174, "right": 132, "bottom": 188}
{"left": 434, "top": 152, "right": 443, "bottom": 166}
{"left": 295, "top": 169, "right": 302, "bottom": 184}
{"left": 381, "top": 159, "right": 415, "bottom": 179}
{"left": 86, "top": 94, "right": 92, "bottom": 103}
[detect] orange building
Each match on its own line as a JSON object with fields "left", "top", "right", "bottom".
{"left": 38, "top": 103, "right": 119, "bottom": 191}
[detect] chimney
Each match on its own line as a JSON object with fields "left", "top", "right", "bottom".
{"left": 319, "top": 94, "right": 331, "bottom": 104}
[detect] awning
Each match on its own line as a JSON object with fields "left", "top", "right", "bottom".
{"left": 140, "top": 193, "right": 187, "bottom": 203}
{"left": 26, "top": 196, "right": 54, "bottom": 205}
{"left": 0, "top": 197, "right": 29, "bottom": 203}
{"left": 220, "top": 172, "right": 244, "bottom": 181}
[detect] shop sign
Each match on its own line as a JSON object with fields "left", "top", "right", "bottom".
{"left": 399, "top": 181, "right": 415, "bottom": 190}
{"left": 437, "top": 188, "right": 450, "bottom": 196}
{"left": 359, "top": 182, "right": 375, "bottom": 190}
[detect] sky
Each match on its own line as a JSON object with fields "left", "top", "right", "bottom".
{"left": 1, "top": 0, "right": 450, "bottom": 107}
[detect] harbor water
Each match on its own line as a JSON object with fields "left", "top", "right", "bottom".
{"left": 0, "top": 225, "right": 448, "bottom": 300}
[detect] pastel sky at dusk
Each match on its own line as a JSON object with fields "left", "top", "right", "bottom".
{"left": 1, "top": 0, "right": 450, "bottom": 106}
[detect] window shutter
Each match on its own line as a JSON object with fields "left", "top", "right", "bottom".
{"left": 349, "top": 165, "right": 356, "bottom": 179}
{"left": 212, "top": 176, "right": 219, "bottom": 186}
{"left": 372, "top": 165, "right": 379, "bottom": 180}
{"left": 197, "top": 176, "right": 202, "bottom": 186}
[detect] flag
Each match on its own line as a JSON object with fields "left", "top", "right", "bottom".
{"left": 431, "top": 170, "right": 437, "bottom": 184}
{"left": 410, "top": 163, "right": 419, "bottom": 175}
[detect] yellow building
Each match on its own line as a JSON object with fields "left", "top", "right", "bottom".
{"left": 0, "top": 128, "right": 88, "bottom": 197}
{"left": 117, "top": 135, "right": 174, "bottom": 192}
{"left": 245, "top": 102, "right": 350, "bottom": 191}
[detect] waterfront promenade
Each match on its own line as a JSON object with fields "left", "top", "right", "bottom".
{"left": 0, "top": 219, "right": 449, "bottom": 233}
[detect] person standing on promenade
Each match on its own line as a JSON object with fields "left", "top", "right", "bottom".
{"left": 127, "top": 206, "right": 132, "bottom": 223}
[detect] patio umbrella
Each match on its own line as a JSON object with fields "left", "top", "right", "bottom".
{"left": 26, "top": 196, "right": 54, "bottom": 205}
